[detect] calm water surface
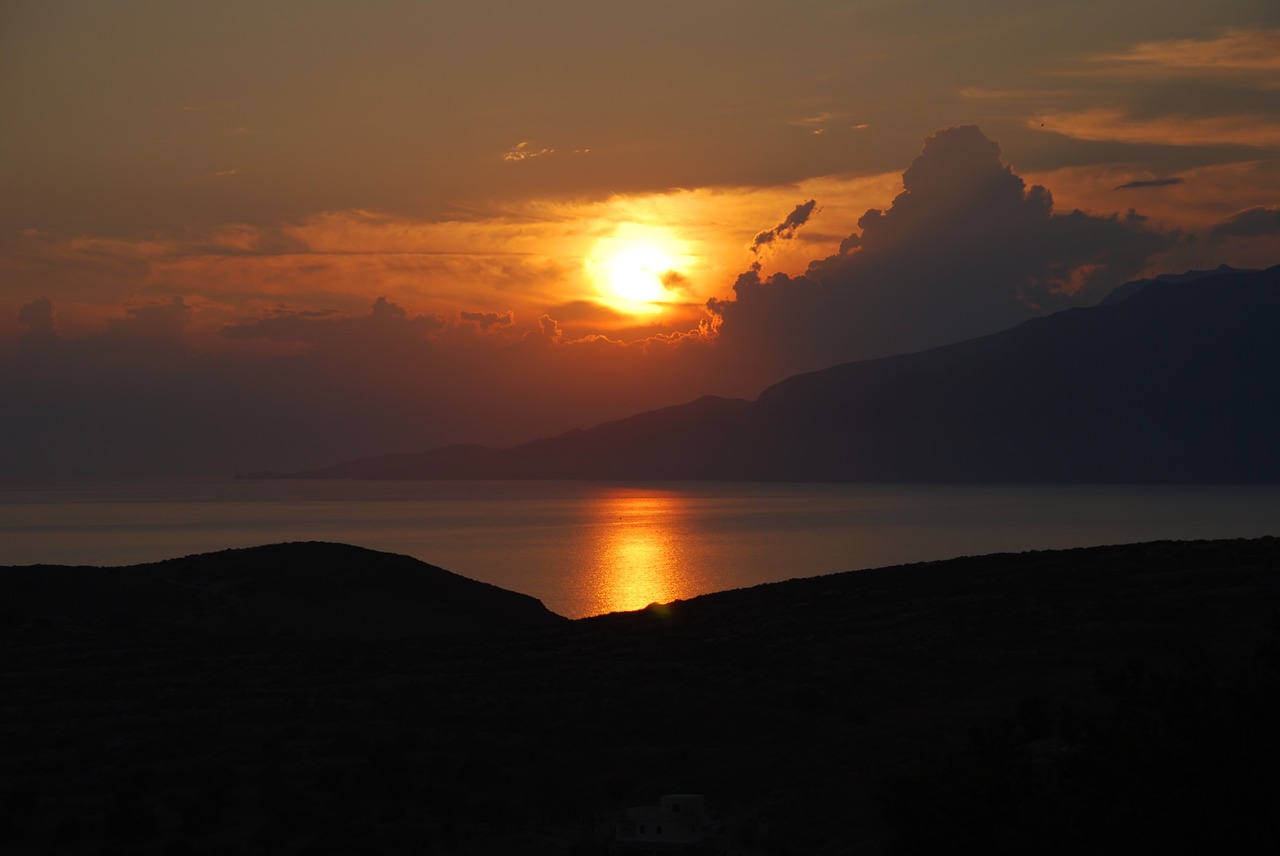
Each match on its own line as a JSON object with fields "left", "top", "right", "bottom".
{"left": 2, "top": 480, "right": 1279, "bottom": 618}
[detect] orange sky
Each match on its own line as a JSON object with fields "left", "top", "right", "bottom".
{"left": 2, "top": 1, "right": 1278, "bottom": 479}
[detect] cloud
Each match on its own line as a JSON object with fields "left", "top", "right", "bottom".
{"left": 222, "top": 297, "right": 444, "bottom": 347}
{"left": 104, "top": 297, "right": 193, "bottom": 349}
{"left": 958, "top": 86, "right": 1075, "bottom": 103}
{"left": 536, "top": 314, "right": 562, "bottom": 341}
{"left": 503, "top": 141, "right": 555, "bottom": 162}
{"left": 1032, "top": 109, "right": 1280, "bottom": 148}
{"left": 1022, "top": 160, "right": 1280, "bottom": 235}
{"left": 750, "top": 199, "right": 817, "bottom": 255}
{"left": 659, "top": 270, "right": 689, "bottom": 291}
{"left": 790, "top": 112, "right": 836, "bottom": 127}
{"left": 1115, "top": 177, "right": 1184, "bottom": 190}
{"left": 17, "top": 297, "right": 55, "bottom": 334}
{"left": 1210, "top": 206, "right": 1280, "bottom": 238}
{"left": 459, "top": 310, "right": 515, "bottom": 330}
{"left": 1097, "top": 27, "right": 1280, "bottom": 75}
{"left": 708, "top": 125, "right": 1175, "bottom": 379}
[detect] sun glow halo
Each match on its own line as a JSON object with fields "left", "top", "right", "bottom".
{"left": 588, "top": 225, "right": 688, "bottom": 314}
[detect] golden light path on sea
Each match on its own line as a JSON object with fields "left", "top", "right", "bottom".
{"left": 581, "top": 489, "right": 701, "bottom": 616}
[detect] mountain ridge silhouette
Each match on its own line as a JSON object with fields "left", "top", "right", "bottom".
{"left": 253, "top": 264, "right": 1280, "bottom": 482}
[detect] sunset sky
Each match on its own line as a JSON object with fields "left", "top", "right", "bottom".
{"left": 3, "top": 1, "right": 1278, "bottom": 480}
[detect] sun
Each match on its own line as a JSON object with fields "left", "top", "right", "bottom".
{"left": 588, "top": 224, "right": 688, "bottom": 314}
{"left": 603, "top": 244, "right": 674, "bottom": 303}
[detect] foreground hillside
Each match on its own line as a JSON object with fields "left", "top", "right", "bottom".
{"left": 1, "top": 542, "right": 563, "bottom": 640}
{"left": 267, "top": 265, "right": 1280, "bottom": 483}
{"left": 4, "top": 537, "right": 1280, "bottom": 854}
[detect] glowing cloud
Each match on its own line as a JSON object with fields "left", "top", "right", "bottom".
{"left": 1032, "top": 109, "right": 1280, "bottom": 148}
{"left": 503, "top": 141, "right": 554, "bottom": 162}
{"left": 1097, "top": 27, "right": 1280, "bottom": 74}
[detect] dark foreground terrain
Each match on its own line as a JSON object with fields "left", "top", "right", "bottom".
{"left": 4, "top": 537, "right": 1280, "bottom": 854}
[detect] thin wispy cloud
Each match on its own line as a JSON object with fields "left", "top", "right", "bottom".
{"left": 1096, "top": 27, "right": 1280, "bottom": 74}
{"left": 958, "top": 86, "right": 1082, "bottom": 103}
{"left": 503, "top": 141, "right": 555, "bottom": 162}
{"left": 1032, "top": 109, "right": 1280, "bottom": 148}
{"left": 1115, "top": 177, "right": 1185, "bottom": 190}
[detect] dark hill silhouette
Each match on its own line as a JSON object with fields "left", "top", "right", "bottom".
{"left": 3, "top": 541, "right": 563, "bottom": 639}
{"left": 4, "top": 537, "right": 1280, "bottom": 853}
{"left": 261, "top": 264, "right": 1280, "bottom": 482}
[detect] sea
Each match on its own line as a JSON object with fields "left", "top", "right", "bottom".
{"left": 3, "top": 480, "right": 1279, "bottom": 619}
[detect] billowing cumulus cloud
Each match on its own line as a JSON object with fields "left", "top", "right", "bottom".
{"left": 708, "top": 126, "right": 1175, "bottom": 379}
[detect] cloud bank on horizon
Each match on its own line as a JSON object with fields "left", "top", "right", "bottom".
{"left": 2, "top": 2, "right": 1278, "bottom": 479}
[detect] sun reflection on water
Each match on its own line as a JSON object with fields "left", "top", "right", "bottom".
{"left": 581, "top": 489, "right": 699, "bottom": 615}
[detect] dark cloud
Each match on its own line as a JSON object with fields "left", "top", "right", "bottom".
{"left": 369, "top": 296, "right": 405, "bottom": 320}
{"left": 1114, "top": 177, "right": 1185, "bottom": 190}
{"left": 222, "top": 298, "right": 444, "bottom": 346}
{"left": 100, "top": 297, "right": 193, "bottom": 356}
{"left": 750, "top": 199, "right": 817, "bottom": 255}
{"left": 459, "top": 310, "right": 515, "bottom": 330}
{"left": 541, "top": 300, "right": 632, "bottom": 326}
{"left": 17, "top": 297, "right": 55, "bottom": 334}
{"left": 710, "top": 126, "right": 1176, "bottom": 379}
{"left": 659, "top": 270, "right": 689, "bottom": 290}
{"left": 1210, "top": 206, "right": 1280, "bottom": 238}
{"left": 114, "top": 296, "right": 192, "bottom": 328}
{"left": 837, "top": 233, "right": 860, "bottom": 254}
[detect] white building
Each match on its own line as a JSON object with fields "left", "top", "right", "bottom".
{"left": 615, "top": 793, "right": 721, "bottom": 847}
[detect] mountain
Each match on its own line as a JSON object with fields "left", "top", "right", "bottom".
{"left": 2, "top": 541, "right": 564, "bottom": 639}
{"left": 1095, "top": 262, "right": 1245, "bottom": 305}
{"left": 261, "top": 264, "right": 1280, "bottom": 483}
